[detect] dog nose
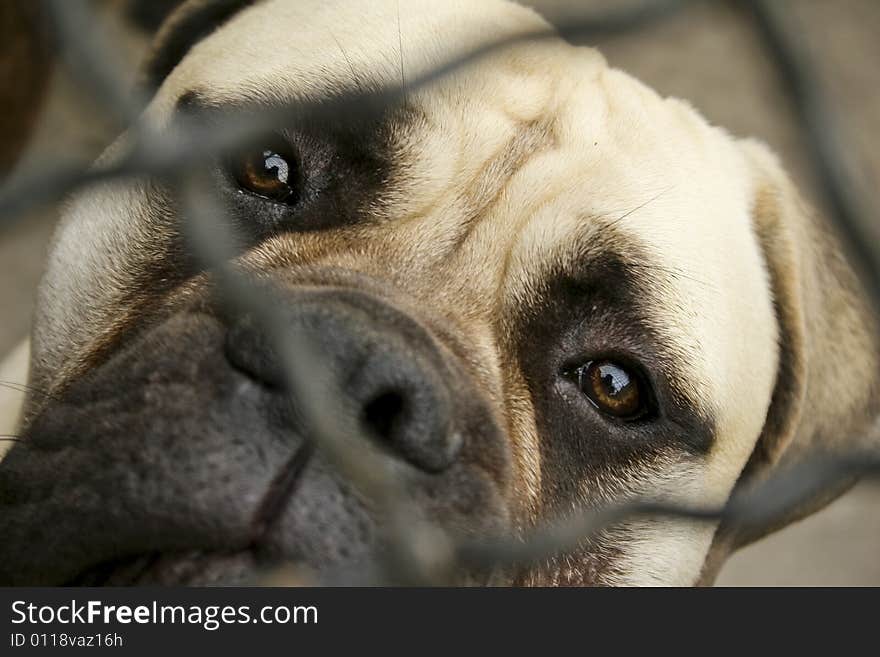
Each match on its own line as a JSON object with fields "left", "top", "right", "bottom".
{"left": 224, "top": 290, "right": 461, "bottom": 473}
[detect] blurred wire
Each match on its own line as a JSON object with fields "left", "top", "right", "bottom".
{"left": 0, "top": 0, "right": 877, "bottom": 584}
{"left": 743, "top": 0, "right": 880, "bottom": 306}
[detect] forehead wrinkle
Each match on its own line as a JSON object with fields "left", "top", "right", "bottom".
{"left": 449, "top": 118, "right": 557, "bottom": 247}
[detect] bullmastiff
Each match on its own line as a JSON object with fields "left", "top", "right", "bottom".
{"left": 0, "top": 0, "right": 877, "bottom": 586}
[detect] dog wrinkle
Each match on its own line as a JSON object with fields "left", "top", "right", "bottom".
{"left": 450, "top": 118, "right": 558, "bottom": 251}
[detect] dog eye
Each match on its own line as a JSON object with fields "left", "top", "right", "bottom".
{"left": 229, "top": 141, "right": 300, "bottom": 204}
{"left": 568, "top": 360, "right": 653, "bottom": 421}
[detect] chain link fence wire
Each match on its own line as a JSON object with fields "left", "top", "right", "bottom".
{"left": 1, "top": 0, "right": 878, "bottom": 585}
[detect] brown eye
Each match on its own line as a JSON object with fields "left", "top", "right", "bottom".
{"left": 231, "top": 143, "right": 300, "bottom": 204}
{"left": 570, "top": 360, "right": 652, "bottom": 421}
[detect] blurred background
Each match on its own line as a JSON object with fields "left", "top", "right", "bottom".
{"left": 0, "top": 0, "right": 877, "bottom": 585}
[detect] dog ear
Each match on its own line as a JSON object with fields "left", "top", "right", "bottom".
{"left": 699, "top": 141, "right": 880, "bottom": 584}
{"left": 139, "top": 0, "right": 255, "bottom": 93}
{"left": 727, "top": 141, "right": 880, "bottom": 548}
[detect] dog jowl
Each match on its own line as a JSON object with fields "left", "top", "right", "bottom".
{"left": 0, "top": 0, "right": 877, "bottom": 586}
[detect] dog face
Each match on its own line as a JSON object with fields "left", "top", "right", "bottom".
{"left": 0, "top": 0, "right": 877, "bottom": 586}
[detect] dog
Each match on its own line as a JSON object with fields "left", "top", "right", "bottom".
{"left": 0, "top": 0, "right": 877, "bottom": 586}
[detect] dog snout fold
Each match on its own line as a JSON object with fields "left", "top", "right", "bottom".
{"left": 224, "top": 287, "right": 462, "bottom": 473}
{"left": 0, "top": 282, "right": 511, "bottom": 584}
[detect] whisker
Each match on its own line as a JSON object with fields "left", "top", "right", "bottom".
{"left": 0, "top": 380, "right": 99, "bottom": 426}
{"left": 605, "top": 186, "right": 674, "bottom": 229}
{"left": 328, "top": 29, "right": 362, "bottom": 92}
{"left": 627, "top": 262, "right": 717, "bottom": 292}
{"left": 0, "top": 380, "right": 60, "bottom": 402}
{"left": 589, "top": 187, "right": 717, "bottom": 292}
{"left": 397, "top": 0, "right": 407, "bottom": 104}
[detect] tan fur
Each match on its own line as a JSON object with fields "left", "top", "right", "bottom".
{"left": 10, "top": 0, "right": 878, "bottom": 585}
{"left": 699, "top": 142, "right": 880, "bottom": 582}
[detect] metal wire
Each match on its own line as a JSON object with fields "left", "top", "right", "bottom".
{"left": 1, "top": 0, "right": 878, "bottom": 584}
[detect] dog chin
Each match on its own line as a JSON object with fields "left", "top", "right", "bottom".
{"left": 68, "top": 550, "right": 265, "bottom": 586}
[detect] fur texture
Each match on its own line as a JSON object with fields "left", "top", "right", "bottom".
{"left": 0, "top": 0, "right": 876, "bottom": 586}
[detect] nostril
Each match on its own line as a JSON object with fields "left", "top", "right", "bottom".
{"left": 227, "top": 300, "right": 461, "bottom": 473}
{"left": 361, "top": 390, "right": 408, "bottom": 443}
{"left": 358, "top": 381, "right": 458, "bottom": 473}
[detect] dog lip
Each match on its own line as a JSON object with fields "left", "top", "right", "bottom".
{"left": 60, "top": 443, "right": 316, "bottom": 586}
{"left": 66, "top": 549, "right": 266, "bottom": 586}
{"left": 250, "top": 443, "right": 315, "bottom": 544}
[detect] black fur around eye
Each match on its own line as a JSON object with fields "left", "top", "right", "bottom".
{"left": 229, "top": 140, "right": 300, "bottom": 204}
{"left": 566, "top": 359, "right": 655, "bottom": 421}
